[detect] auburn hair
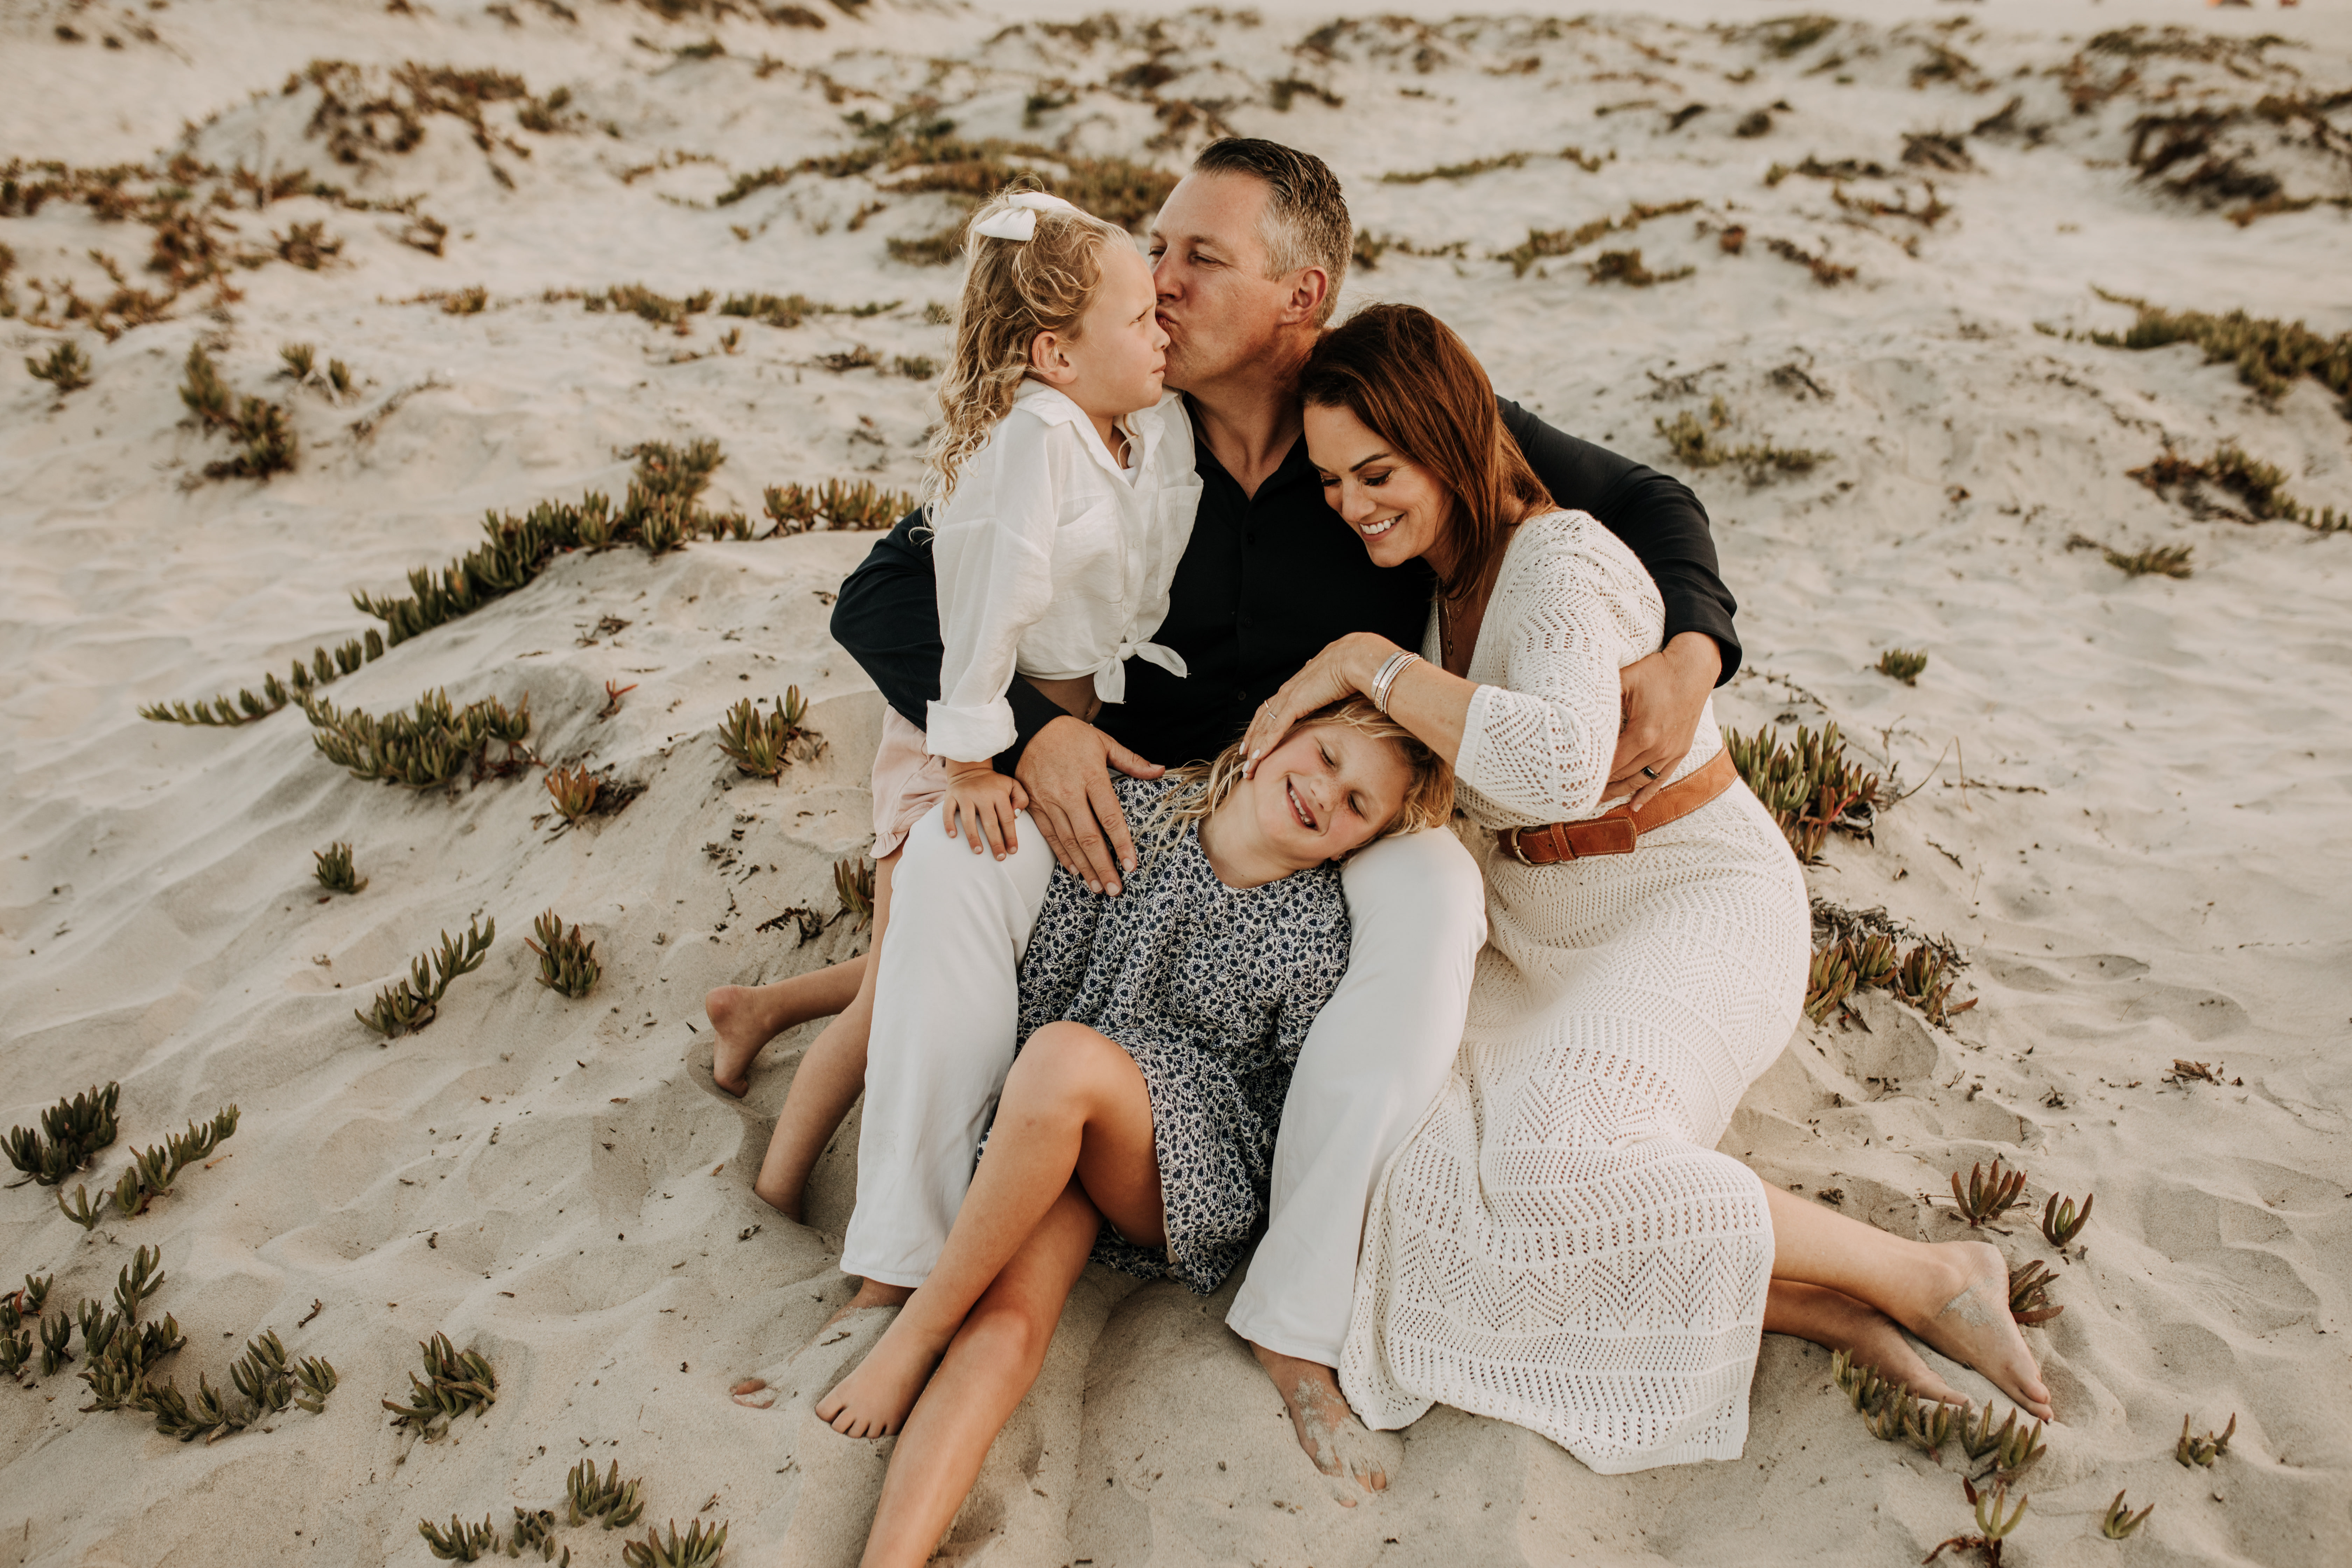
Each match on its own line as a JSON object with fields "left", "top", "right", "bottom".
{"left": 1297, "top": 302, "right": 1553, "bottom": 607}
{"left": 1136, "top": 696, "right": 1454, "bottom": 867}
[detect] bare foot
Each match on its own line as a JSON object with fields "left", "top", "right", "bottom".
{"left": 1252, "top": 1344, "right": 1398, "bottom": 1505}
{"left": 1903, "top": 1241, "right": 2055, "bottom": 1422}
{"left": 705, "top": 985, "right": 774, "bottom": 1097}
{"left": 813, "top": 1312, "right": 948, "bottom": 1438}
{"left": 1774, "top": 1282, "right": 1967, "bottom": 1407}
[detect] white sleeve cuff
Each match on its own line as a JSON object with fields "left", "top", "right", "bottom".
{"left": 923, "top": 700, "right": 1017, "bottom": 763}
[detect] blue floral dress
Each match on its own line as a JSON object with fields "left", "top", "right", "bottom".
{"left": 1010, "top": 776, "right": 1352, "bottom": 1293}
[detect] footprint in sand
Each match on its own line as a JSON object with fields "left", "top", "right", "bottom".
{"left": 725, "top": 1303, "right": 897, "bottom": 1415}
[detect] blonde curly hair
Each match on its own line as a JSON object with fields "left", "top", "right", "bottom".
{"left": 923, "top": 186, "right": 1135, "bottom": 516}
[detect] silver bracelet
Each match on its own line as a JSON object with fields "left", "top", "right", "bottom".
{"left": 1370, "top": 651, "right": 1422, "bottom": 714}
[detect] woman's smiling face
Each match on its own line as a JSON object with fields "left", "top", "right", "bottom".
{"left": 1247, "top": 720, "right": 1411, "bottom": 869}
{"left": 1304, "top": 400, "right": 1457, "bottom": 578}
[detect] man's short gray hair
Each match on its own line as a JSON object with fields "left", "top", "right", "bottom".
{"left": 1190, "top": 138, "right": 1351, "bottom": 325}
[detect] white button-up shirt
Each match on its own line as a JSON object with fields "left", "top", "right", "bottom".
{"left": 925, "top": 382, "right": 1203, "bottom": 762}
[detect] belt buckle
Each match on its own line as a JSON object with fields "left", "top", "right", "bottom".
{"left": 1504, "top": 828, "right": 1538, "bottom": 866}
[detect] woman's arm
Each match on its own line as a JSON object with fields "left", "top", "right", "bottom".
{"left": 1242, "top": 530, "right": 1634, "bottom": 820}
{"left": 1497, "top": 398, "right": 1738, "bottom": 680}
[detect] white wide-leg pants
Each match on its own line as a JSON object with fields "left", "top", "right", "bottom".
{"left": 839, "top": 805, "right": 1485, "bottom": 1367}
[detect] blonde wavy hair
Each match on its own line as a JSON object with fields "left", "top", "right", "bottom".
{"left": 1136, "top": 697, "right": 1455, "bottom": 868}
{"left": 923, "top": 186, "right": 1134, "bottom": 515}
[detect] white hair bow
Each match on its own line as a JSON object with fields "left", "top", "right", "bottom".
{"left": 971, "top": 191, "right": 1079, "bottom": 242}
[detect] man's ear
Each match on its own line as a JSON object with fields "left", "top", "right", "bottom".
{"left": 1280, "top": 266, "right": 1331, "bottom": 328}
{"left": 1028, "top": 328, "right": 1078, "bottom": 386}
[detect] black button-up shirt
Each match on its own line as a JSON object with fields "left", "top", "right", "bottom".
{"left": 830, "top": 398, "right": 1738, "bottom": 772}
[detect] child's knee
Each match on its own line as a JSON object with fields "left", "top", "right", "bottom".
{"left": 961, "top": 1294, "right": 1059, "bottom": 1373}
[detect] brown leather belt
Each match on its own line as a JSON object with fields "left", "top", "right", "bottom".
{"left": 1496, "top": 748, "right": 1738, "bottom": 866}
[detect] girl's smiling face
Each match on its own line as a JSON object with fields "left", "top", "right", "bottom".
{"left": 1304, "top": 400, "right": 1459, "bottom": 579}
{"left": 1245, "top": 721, "right": 1412, "bottom": 869}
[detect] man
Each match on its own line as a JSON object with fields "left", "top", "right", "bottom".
{"left": 826, "top": 138, "right": 1739, "bottom": 1496}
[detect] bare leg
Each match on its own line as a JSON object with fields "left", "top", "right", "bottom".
{"left": 855, "top": 1181, "right": 1100, "bottom": 1568}
{"left": 707, "top": 856, "right": 895, "bottom": 1096}
{"left": 816, "top": 1022, "right": 1164, "bottom": 1437}
{"left": 1764, "top": 1280, "right": 1966, "bottom": 1406}
{"left": 1250, "top": 1345, "right": 1396, "bottom": 1503}
{"left": 749, "top": 856, "right": 898, "bottom": 1218}
{"left": 1764, "top": 1186, "right": 2053, "bottom": 1420}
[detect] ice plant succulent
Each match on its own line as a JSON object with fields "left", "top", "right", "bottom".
{"left": 419, "top": 1514, "right": 503, "bottom": 1562}
{"left": 1925, "top": 1478, "right": 2029, "bottom": 1566}
{"left": 357, "top": 917, "right": 495, "bottom": 1038}
{"left": 1983, "top": 1415, "right": 2047, "bottom": 1482}
{"left": 621, "top": 1519, "right": 728, "bottom": 1568}
{"left": 835, "top": 855, "right": 876, "bottom": 930}
{"left": 1950, "top": 1158, "right": 2028, "bottom": 1227}
{"left": 545, "top": 764, "right": 600, "bottom": 824}
{"left": 2040, "top": 1191, "right": 2093, "bottom": 1248}
{"left": 715, "top": 687, "right": 819, "bottom": 780}
{"left": 27, "top": 341, "right": 92, "bottom": 392}
{"left": 1877, "top": 647, "right": 1928, "bottom": 684}
{"left": 2007, "top": 1260, "right": 2063, "bottom": 1325}
{"left": 4, "top": 1083, "right": 120, "bottom": 1186}
{"left": 525, "top": 910, "right": 600, "bottom": 999}
{"left": 384, "top": 1331, "right": 497, "bottom": 1436}
{"left": 2101, "top": 1491, "right": 2154, "bottom": 1539}
{"left": 2176, "top": 1412, "right": 2235, "bottom": 1468}
{"left": 567, "top": 1457, "right": 648, "bottom": 1528}
{"left": 314, "top": 841, "right": 367, "bottom": 893}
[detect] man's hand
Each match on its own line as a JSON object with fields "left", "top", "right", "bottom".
{"left": 1611, "top": 631, "right": 1722, "bottom": 808}
{"left": 1012, "top": 716, "right": 1166, "bottom": 896}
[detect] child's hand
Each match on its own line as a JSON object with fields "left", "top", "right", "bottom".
{"left": 942, "top": 760, "right": 1028, "bottom": 859}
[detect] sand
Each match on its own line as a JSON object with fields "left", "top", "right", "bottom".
{"left": 3, "top": 1, "right": 2349, "bottom": 1563}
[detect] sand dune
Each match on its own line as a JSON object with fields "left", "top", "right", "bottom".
{"left": 3, "top": 2, "right": 2348, "bottom": 1564}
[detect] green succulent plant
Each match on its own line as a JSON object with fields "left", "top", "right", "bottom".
{"left": 4, "top": 1083, "right": 120, "bottom": 1185}
{"left": 715, "top": 687, "right": 819, "bottom": 780}
{"left": 2176, "top": 1412, "right": 2235, "bottom": 1468}
{"left": 621, "top": 1518, "right": 728, "bottom": 1568}
{"left": 114, "top": 1245, "right": 165, "bottom": 1320}
{"left": 27, "top": 341, "right": 92, "bottom": 393}
{"left": 315, "top": 841, "right": 368, "bottom": 894}
{"left": 567, "top": 1457, "right": 647, "bottom": 1528}
{"left": 419, "top": 1513, "right": 503, "bottom": 1561}
{"left": 2101, "top": 1490, "right": 2154, "bottom": 1539}
{"left": 1926, "top": 1478, "right": 2029, "bottom": 1565}
{"left": 383, "top": 1331, "right": 496, "bottom": 1435}
{"left": 1725, "top": 723, "right": 1878, "bottom": 864}
{"left": 835, "top": 856, "right": 875, "bottom": 930}
{"left": 1876, "top": 647, "right": 1928, "bottom": 684}
{"left": 2040, "top": 1191, "right": 2093, "bottom": 1248}
{"left": 306, "top": 689, "right": 532, "bottom": 788}
{"left": 357, "top": 916, "right": 496, "bottom": 1038}
{"left": 1950, "top": 1157, "right": 2027, "bottom": 1227}
{"left": 525, "top": 910, "right": 600, "bottom": 999}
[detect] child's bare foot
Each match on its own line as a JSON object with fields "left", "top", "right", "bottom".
{"left": 1902, "top": 1241, "right": 2055, "bottom": 1421}
{"left": 1252, "top": 1344, "right": 1397, "bottom": 1505}
{"left": 704, "top": 985, "right": 774, "bottom": 1097}
{"left": 813, "top": 1314, "right": 949, "bottom": 1438}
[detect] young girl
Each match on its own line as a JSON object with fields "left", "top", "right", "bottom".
{"left": 812, "top": 699, "right": 1453, "bottom": 1565}
{"left": 702, "top": 187, "right": 1202, "bottom": 1222}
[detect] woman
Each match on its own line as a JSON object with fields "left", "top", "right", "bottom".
{"left": 1239, "top": 304, "right": 2052, "bottom": 1473}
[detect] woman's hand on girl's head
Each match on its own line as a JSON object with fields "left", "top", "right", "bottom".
{"left": 942, "top": 761, "right": 1029, "bottom": 860}
{"left": 1240, "top": 633, "right": 1391, "bottom": 778}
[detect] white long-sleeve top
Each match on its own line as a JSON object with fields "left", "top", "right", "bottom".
{"left": 925, "top": 381, "right": 1203, "bottom": 762}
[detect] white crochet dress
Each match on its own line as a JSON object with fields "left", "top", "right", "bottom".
{"left": 1339, "top": 510, "right": 1810, "bottom": 1474}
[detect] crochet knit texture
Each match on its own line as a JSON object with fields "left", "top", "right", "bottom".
{"left": 1340, "top": 510, "right": 1811, "bottom": 1473}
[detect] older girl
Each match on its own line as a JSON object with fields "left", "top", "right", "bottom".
{"left": 815, "top": 700, "right": 1451, "bottom": 1564}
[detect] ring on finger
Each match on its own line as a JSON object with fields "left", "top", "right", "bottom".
{"left": 1640, "top": 764, "right": 1661, "bottom": 779}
